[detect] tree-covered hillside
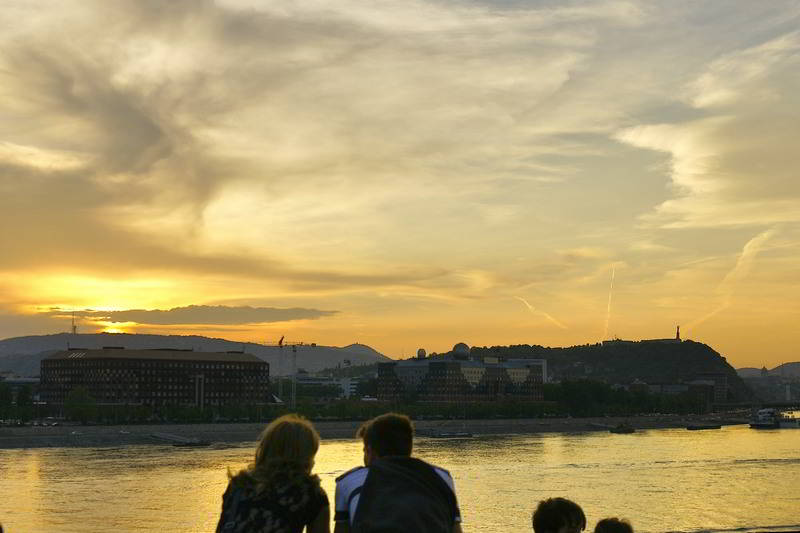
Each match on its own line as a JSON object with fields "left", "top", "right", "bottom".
{"left": 468, "top": 340, "right": 752, "bottom": 402}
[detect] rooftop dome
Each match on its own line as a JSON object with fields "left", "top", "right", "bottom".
{"left": 452, "top": 342, "right": 470, "bottom": 355}
{"left": 417, "top": 348, "right": 427, "bottom": 358}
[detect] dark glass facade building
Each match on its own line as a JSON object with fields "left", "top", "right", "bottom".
{"left": 378, "top": 355, "right": 546, "bottom": 403}
{"left": 40, "top": 347, "right": 270, "bottom": 408}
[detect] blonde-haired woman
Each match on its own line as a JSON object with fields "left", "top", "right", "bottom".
{"left": 216, "top": 414, "right": 330, "bottom": 533}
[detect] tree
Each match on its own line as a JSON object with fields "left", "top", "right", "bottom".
{"left": 65, "top": 387, "right": 98, "bottom": 424}
{"left": 0, "top": 382, "right": 12, "bottom": 418}
{"left": 15, "top": 384, "right": 35, "bottom": 422}
{"left": 356, "top": 377, "right": 378, "bottom": 398}
{"left": 16, "top": 385, "right": 33, "bottom": 407}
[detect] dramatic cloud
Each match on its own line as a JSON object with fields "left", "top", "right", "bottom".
{"left": 42, "top": 305, "right": 337, "bottom": 325}
{"left": 0, "top": 0, "right": 642, "bottom": 276}
{"left": 3, "top": 1, "right": 800, "bottom": 365}
{"left": 617, "top": 31, "right": 800, "bottom": 229}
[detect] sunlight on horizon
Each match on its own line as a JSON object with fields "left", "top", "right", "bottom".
{"left": 2, "top": 1, "right": 799, "bottom": 367}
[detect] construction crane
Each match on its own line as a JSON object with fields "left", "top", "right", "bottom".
{"left": 271, "top": 337, "right": 310, "bottom": 410}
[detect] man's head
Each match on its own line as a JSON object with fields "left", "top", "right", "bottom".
{"left": 356, "top": 412, "right": 414, "bottom": 465}
{"left": 532, "top": 497, "right": 586, "bottom": 533}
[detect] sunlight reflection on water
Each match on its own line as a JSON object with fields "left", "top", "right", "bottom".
{"left": 1, "top": 425, "right": 799, "bottom": 533}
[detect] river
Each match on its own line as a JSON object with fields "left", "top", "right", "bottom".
{"left": 1, "top": 424, "right": 798, "bottom": 532}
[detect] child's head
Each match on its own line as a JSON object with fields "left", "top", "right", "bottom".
{"left": 594, "top": 518, "right": 633, "bottom": 533}
{"left": 532, "top": 498, "right": 586, "bottom": 533}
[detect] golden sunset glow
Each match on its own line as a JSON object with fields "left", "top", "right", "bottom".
{"left": 100, "top": 326, "right": 128, "bottom": 335}
{"left": 2, "top": 1, "right": 799, "bottom": 368}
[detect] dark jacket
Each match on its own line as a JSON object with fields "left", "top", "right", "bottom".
{"left": 352, "top": 456, "right": 459, "bottom": 533}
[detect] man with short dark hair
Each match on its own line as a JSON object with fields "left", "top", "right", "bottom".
{"left": 357, "top": 410, "right": 414, "bottom": 458}
{"left": 532, "top": 498, "right": 586, "bottom": 533}
{"left": 334, "top": 413, "right": 463, "bottom": 533}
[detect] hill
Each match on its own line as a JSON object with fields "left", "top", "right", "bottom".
{"left": 468, "top": 340, "right": 753, "bottom": 402}
{"left": 770, "top": 361, "right": 800, "bottom": 378}
{"left": 0, "top": 333, "right": 390, "bottom": 377}
{"left": 737, "top": 362, "right": 800, "bottom": 378}
{"left": 736, "top": 367, "right": 763, "bottom": 378}
{"left": 342, "top": 343, "right": 386, "bottom": 359}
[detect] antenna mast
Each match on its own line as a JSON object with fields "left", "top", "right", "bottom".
{"left": 278, "top": 346, "right": 284, "bottom": 400}
{"left": 277, "top": 335, "right": 285, "bottom": 402}
{"left": 291, "top": 344, "right": 297, "bottom": 410}
{"left": 71, "top": 311, "right": 77, "bottom": 335}
{"left": 273, "top": 336, "right": 301, "bottom": 408}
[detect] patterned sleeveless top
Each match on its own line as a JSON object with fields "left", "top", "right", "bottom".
{"left": 216, "top": 472, "right": 328, "bottom": 533}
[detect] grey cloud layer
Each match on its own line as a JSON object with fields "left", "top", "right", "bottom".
{"left": 45, "top": 305, "right": 337, "bottom": 325}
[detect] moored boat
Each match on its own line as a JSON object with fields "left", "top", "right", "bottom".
{"left": 750, "top": 408, "right": 779, "bottom": 429}
{"left": 610, "top": 423, "right": 635, "bottom": 434}
{"left": 686, "top": 423, "right": 721, "bottom": 430}
{"left": 429, "top": 431, "right": 474, "bottom": 438}
{"left": 173, "top": 439, "right": 211, "bottom": 447}
{"left": 778, "top": 412, "right": 800, "bottom": 429}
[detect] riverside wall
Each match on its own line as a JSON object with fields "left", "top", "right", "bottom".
{"left": 0, "top": 414, "right": 748, "bottom": 449}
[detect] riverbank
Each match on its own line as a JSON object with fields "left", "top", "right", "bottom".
{"left": 0, "top": 413, "right": 748, "bottom": 449}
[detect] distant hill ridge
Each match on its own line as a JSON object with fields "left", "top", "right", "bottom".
{"left": 342, "top": 343, "right": 387, "bottom": 358}
{"left": 0, "top": 333, "right": 390, "bottom": 377}
{"left": 736, "top": 367, "right": 762, "bottom": 378}
{"left": 772, "top": 361, "right": 800, "bottom": 377}
{"left": 738, "top": 362, "right": 800, "bottom": 378}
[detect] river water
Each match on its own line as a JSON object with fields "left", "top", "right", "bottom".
{"left": 1, "top": 424, "right": 798, "bottom": 533}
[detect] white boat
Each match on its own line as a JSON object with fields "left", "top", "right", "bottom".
{"left": 778, "top": 412, "right": 800, "bottom": 429}
{"left": 750, "top": 408, "right": 800, "bottom": 429}
{"left": 750, "top": 408, "right": 778, "bottom": 429}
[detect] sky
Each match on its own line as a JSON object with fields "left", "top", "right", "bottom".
{"left": 1, "top": 1, "right": 799, "bottom": 368}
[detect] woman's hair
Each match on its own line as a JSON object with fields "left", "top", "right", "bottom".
{"left": 231, "top": 414, "right": 321, "bottom": 491}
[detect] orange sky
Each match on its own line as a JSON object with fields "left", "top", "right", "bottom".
{"left": 1, "top": 1, "right": 799, "bottom": 368}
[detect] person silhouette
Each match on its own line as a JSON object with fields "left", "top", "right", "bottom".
{"left": 216, "top": 414, "right": 330, "bottom": 533}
